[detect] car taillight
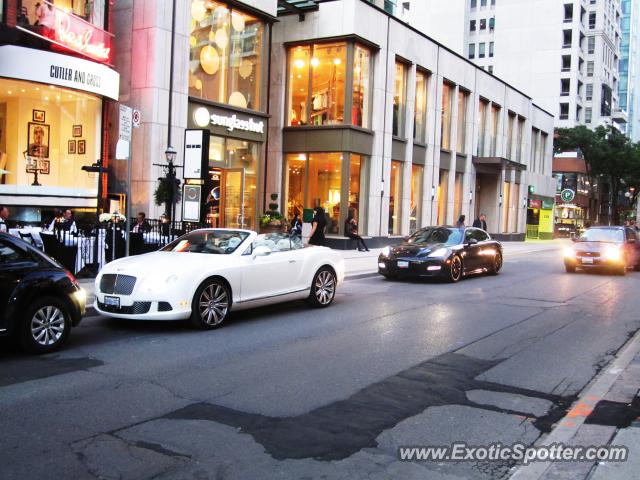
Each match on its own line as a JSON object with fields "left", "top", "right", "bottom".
{"left": 65, "top": 270, "right": 79, "bottom": 287}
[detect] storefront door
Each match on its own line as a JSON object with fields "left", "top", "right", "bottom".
{"left": 207, "top": 168, "right": 245, "bottom": 229}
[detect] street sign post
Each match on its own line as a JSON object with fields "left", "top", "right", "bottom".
{"left": 117, "top": 104, "right": 135, "bottom": 255}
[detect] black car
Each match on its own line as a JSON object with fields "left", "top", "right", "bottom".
{"left": 378, "top": 226, "right": 503, "bottom": 282}
{"left": 0, "top": 233, "right": 86, "bottom": 353}
{"left": 563, "top": 226, "right": 640, "bottom": 275}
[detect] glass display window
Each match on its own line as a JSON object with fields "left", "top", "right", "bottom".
{"left": 393, "top": 61, "right": 407, "bottom": 137}
{"left": 352, "top": 46, "right": 371, "bottom": 128}
{"left": 0, "top": 78, "right": 101, "bottom": 192}
{"left": 441, "top": 82, "right": 454, "bottom": 150}
{"left": 414, "top": 70, "right": 428, "bottom": 143}
{"left": 389, "top": 160, "right": 403, "bottom": 234}
{"left": 410, "top": 164, "right": 424, "bottom": 232}
{"left": 190, "top": 0, "right": 265, "bottom": 111}
{"left": 19, "top": 0, "right": 107, "bottom": 30}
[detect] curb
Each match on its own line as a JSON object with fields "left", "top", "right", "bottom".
{"left": 510, "top": 328, "right": 640, "bottom": 480}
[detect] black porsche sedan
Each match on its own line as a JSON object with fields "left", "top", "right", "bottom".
{"left": 378, "top": 226, "right": 503, "bottom": 282}
{"left": 563, "top": 226, "right": 640, "bottom": 275}
{"left": 0, "top": 232, "right": 86, "bottom": 353}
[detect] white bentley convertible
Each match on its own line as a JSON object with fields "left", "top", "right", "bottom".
{"left": 94, "top": 229, "right": 345, "bottom": 329}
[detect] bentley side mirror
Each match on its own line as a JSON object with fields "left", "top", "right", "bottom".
{"left": 252, "top": 245, "right": 271, "bottom": 258}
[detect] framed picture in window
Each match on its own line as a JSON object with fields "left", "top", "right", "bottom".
{"left": 72, "top": 125, "right": 82, "bottom": 137}
{"left": 33, "top": 110, "right": 46, "bottom": 123}
{"left": 27, "top": 122, "right": 50, "bottom": 158}
{"left": 38, "top": 158, "right": 50, "bottom": 175}
{"left": 77, "top": 139, "right": 86, "bottom": 155}
{"left": 68, "top": 140, "right": 76, "bottom": 154}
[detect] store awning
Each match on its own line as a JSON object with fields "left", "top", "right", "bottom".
{"left": 472, "top": 156, "right": 527, "bottom": 171}
{"left": 277, "top": 0, "right": 320, "bottom": 19}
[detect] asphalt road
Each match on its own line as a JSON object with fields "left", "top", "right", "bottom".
{"left": 2, "top": 250, "right": 640, "bottom": 480}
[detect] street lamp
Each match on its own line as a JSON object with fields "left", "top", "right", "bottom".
{"left": 165, "top": 146, "right": 177, "bottom": 164}
{"left": 164, "top": 146, "right": 178, "bottom": 228}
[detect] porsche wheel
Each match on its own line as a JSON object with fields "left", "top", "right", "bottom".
{"left": 190, "top": 279, "right": 231, "bottom": 329}
{"left": 308, "top": 267, "right": 337, "bottom": 308}
{"left": 489, "top": 252, "right": 503, "bottom": 275}
{"left": 447, "top": 255, "right": 463, "bottom": 283}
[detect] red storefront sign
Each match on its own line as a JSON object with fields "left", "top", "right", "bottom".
{"left": 529, "top": 199, "right": 542, "bottom": 209}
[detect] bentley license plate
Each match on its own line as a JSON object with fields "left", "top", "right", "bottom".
{"left": 581, "top": 257, "right": 594, "bottom": 264}
{"left": 104, "top": 296, "right": 120, "bottom": 307}
{"left": 397, "top": 261, "right": 409, "bottom": 268}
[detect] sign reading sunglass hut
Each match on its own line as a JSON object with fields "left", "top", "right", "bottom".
{"left": 192, "top": 106, "right": 265, "bottom": 137}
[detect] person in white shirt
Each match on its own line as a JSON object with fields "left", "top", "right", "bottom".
{"left": 0, "top": 205, "right": 8, "bottom": 233}
{"left": 60, "top": 208, "right": 78, "bottom": 234}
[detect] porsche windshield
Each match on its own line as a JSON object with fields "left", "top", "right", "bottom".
{"left": 161, "top": 230, "right": 249, "bottom": 254}
{"left": 407, "top": 228, "right": 463, "bottom": 246}
{"left": 578, "top": 228, "right": 624, "bottom": 243}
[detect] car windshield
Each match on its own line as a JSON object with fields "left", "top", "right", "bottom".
{"left": 578, "top": 229, "right": 624, "bottom": 243}
{"left": 161, "top": 230, "right": 249, "bottom": 254}
{"left": 407, "top": 227, "right": 463, "bottom": 246}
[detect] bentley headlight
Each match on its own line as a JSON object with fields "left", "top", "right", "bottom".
{"left": 428, "top": 247, "right": 450, "bottom": 258}
{"left": 381, "top": 246, "right": 391, "bottom": 257}
{"left": 140, "top": 274, "right": 179, "bottom": 293}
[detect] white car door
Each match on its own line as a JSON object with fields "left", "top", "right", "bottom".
{"left": 240, "top": 235, "right": 301, "bottom": 301}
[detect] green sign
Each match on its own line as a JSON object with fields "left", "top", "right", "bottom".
{"left": 302, "top": 208, "right": 314, "bottom": 223}
{"left": 528, "top": 185, "right": 535, "bottom": 195}
{"left": 541, "top": 199, "right": 555, "bottom": 210}
{"left": 560, "top": 189, "right": 575, "bottom": 203}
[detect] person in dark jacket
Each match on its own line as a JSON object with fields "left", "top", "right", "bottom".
{"left": 345, "top": 212, "right": 369, "bottom": 251}
{"left": 456, "top": 215, "right": 466, "bottom": 228}
{"left": 290, "top": 210, "right": 302, "bottom": 236}
{"left": 308, "top": 207, "right": 327, "bottom": 246}
{"left": 132, "top": 212, "right": 152, "bottom": 233}
{"left": 472, "top": 213, "right": 488, "bottom": 231}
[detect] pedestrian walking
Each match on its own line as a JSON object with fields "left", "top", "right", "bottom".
{"left": 473, "top": 213, "right": 488, "bottom": 231}
{"left": 290, "top": 209, "right": 302, "bottom": 236}
{"left": 456, "top": 215, "right": 466, "bottom": 228}
{"left": 345, "top": 212, "right": 369, "bottom": 251}
{"left": 308, "top": 207, "right": 327, "bottom": 246}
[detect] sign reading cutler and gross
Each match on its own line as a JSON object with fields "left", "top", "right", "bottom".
{"left": 560, "top": 188, "right": 576, "bottom": 203}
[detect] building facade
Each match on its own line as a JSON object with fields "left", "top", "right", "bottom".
{"left": 408, "top": 0, "right": 627, "bottom": 131}
{"left": 620, "top": 0, "right": 640, "bottom": 141}
{"left": 0, "top": 0, "right": 120, "bottom": 222}
{"left": 111, "top": 0, "right": 555, "bottom": 244}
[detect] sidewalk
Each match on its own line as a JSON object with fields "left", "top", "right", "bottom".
{"left": 511, "top": 330, "right": 640, "bottom": 480}
{"left": 78, "top": 239, "right": 566, "bottom": 309}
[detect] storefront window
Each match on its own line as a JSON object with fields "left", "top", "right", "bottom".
{"left": 205, "top": 135, "right": 259, "bottom": 230}
{"left": 0, "top": 78, "right": 101, "bottom": 193}
{"left": 490, "top": 104, "right": 500, "bottom": 156}
{"left": 286, "top": 153, "right": 307, "bottom": 218}
{"left": 393, "top": 61, "right": 407, "bottom": 137}
{"left": 309, "top": 153, "right": 342, "bottom": 233}
{"left": 477, "top": 99, "right": 488, "bottom": 156}
{"left": 352, "top": 46, "right": 371, "bottom": 128}
{"left": 511, "top": 183, "right": 520, "bottom": 232}
{"left": 410, "top": 164, "right": 424, "bottom": 232}
{"left": 288, "top": 46, "right": 311, "bottom": 126}
{"left": 310, "top": 43, "right": 346, "bottom": 126}
{"left": 506, "top": 112, "right": 515, "bottom": 160}
{"left": 454, "top": 172, "right": 463, "bottom": 220}
{"left": 441, "top": 82, "right": 454, "bottom": 150}
{"left": 389, "top": 160, "right": 403, "bottom": 234}
{"left": 414, "top": 70, "right": 428, "bottom": 142}
{"left": 19, "top": 0, "right": 107, "bottom": 30}
{"left": 456, "top": 90, "right": 467, "bottom": 153}
{"left": 437, "top": 169, "right": 448, "bottom": 225}
{"left": 190, "top": 1, "right": 265, "bottom": 111}
{"left": 502, "top": 181, "right": 511, "bottom": 232}
{"left": 349, "top": 154, "right": 367, "bottom": 232}
{"left": 516, "top": 116, "right": 525, "bottom": 163}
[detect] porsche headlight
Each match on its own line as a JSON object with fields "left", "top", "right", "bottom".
{"left": 140, "top": 274, "right": 179, "bottom": 293}
{"left": 428, "top": 247, "right": 450, "bottom": 258}
{"left": 381, "top": 246, "right": 391, "bottom": 257}
{"left": 604, "top": 246, "right": 622, "bottom": 261}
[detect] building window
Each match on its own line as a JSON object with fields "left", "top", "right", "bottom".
{"left": 588, "top": 36, "right": 595, "bottom": 54}
{"left": 539, "top": 133, "right": 547, "bottom": 175}
{"left": 516, "top": 116, "right": 525, "bottom": 162}
{"left": 471, "top": 0, "right": 477, "bottom": 8}
{"left": 189, "top": 1, "right": 266, "bottom": 111}
{"left": 440, "top": 82, "right": 454, "bottom": 150}
{"left": 530, "top": 128, "right": 538, "bottom": 173}
{"left": 560, "top": 78, "right": 570, "bottom": 96}
{"left": 20, "top": 0, "right": 107, "bottom": 29}
{"left": 470, "top": 20, "right": 476, "bottom": 31}
{"left": 559, "top": 103, "right": 569, "bottom": 120}
{"left": 285, "top": 152, "right": 367, "bottom": 236}
{"left": 586, "top": 83, "right": 593, "bottom": 100}
{"left": 410, "top": 165, "right": 424, "bottom": 233}
{"left": 589, "top": 12, "right": 596, "bottom": 29}
{"left": 457, "top": 90, "right": 468, "bottom": 153}
{"left": 480, "top": 18, "right": 487, "bottom": 30}
{"left": 488, "top": 65, "right": 493, "bottom": 74}
{"left": 437, "top": 169, "right": 448, "bottom": 225}
{"left": 477, "top": 99, "right": 488, "bottom": 156}
{"left": 479, "top": 42, "right": 486, "bottom": 58}
{"left": 480, "top": 0, "right": 487, "bottom": 6}
{"left": 563, "top": 29, "right": 572, "bottom": 47}
{"left": 454, "top": 172, "right": 463, "bottom": 221}
{"left": 389, "top": 160, "right": 403, "bottom": 235}
{"left": 491, "top": 0, "right": 495, "bottom": 5}
{"left": 490, "top": 104, "right": 500, "bottom": 156}
{"left": 489, "top": 42, "right": 494, "bottom": 57}
{"left": 561, "top": 55, "right": 571, "bottom": 71}
{"left": 587, "top": 61, "right": 594, "bottom": 76}
{"left": 564, "top": 3, "right": 573, "bottom": 22}
{"left": 506, "top": 112, "right": 515, "bottom": 160}
{"left": 352, "top": 45, "right": 371, "bottom": 128}
{"left": 0, "top": 78, "right": 102, "bottom": 195}
{"left": 468, "top": 43, "right": 476, "bottom": 59}
{"left": 601, "top": 84, "right": 612, "bottom": 116}
{"left": 393, "top": 61, "right": 408, "bottom": 137}
{"left": 414, "top": 70, "right": 428, "bottom": 143}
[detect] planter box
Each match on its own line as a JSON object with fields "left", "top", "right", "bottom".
{"left": 259, "top": 224, "right": 286, "bottom": 234}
